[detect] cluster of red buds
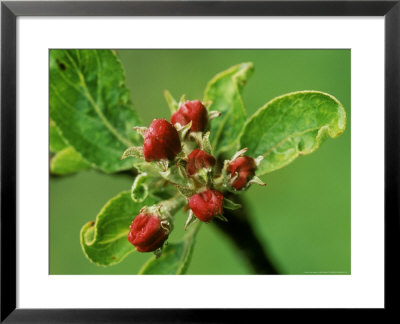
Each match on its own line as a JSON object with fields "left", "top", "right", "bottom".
{"left": 122, "top": 98, "right": 265, "bottom": 255}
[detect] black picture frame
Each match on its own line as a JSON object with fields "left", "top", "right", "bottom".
{"left": 1, "top": 0, "right": 399, "bottom": 322}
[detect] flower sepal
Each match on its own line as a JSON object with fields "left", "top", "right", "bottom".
{"left": 223, "top": 197, "right": 242, "bottom": 210}
{"left": 120, "top": 146, "right": 144, "bottom": 160}
{"left": 175, "top": 120, "right": 192, "bottom": 141}
{"left": 208, "top": 110, "right": 221, "bottom": 121}
{"left": 184, "top": 209, "right": 198, "bottom": 231}
{"left": 220, "top": 148, "right": 266, "bottom": 192}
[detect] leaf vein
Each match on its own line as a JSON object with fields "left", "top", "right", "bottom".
{"left": 64, "top": 51, "right": 133, "bottom": 147}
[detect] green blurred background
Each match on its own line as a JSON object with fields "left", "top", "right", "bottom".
{"left": 50, "top": 49, "right": 351, "bottom": 275}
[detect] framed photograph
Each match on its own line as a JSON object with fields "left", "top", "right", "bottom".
{"left": 1, "top": 0, "right": 398, "bottom": 321}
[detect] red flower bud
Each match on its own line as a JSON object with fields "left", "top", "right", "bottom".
{"left": 186, "top": 149, "right": 216, "bottom": 176}
{"left": 228, "top": 156, "right": 257, "bottom": 190}
{"left": 128, "top": 213, "right": 169, "bottom": 252}
{"left": 171, "top": 100, "right": 208, "bottom": 132}
{"left": 189, "top": 189, "right": 224, "bottom": 222}
{"left": 143, "top": 119, "right": 181, "bottom": 162}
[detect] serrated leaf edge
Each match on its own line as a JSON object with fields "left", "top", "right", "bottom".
{"left": 240, "top": 90, "right": 347, "bottom": 176}
{"left": 80, "top": 191, "right": 135, "bottom": 267}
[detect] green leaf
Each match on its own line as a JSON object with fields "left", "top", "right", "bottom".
{"left": 203, "top": 62, "right": 254, "bottom": 156}
{"left": 240, "top": 91, "right": 346, "bottom": 175}
{"left": 131, "top": 173, "right": 149, "bottom": 202}
{"left": 149, "top": 181, "right": 179, "bottom": 201}
{"left": 49, "top": 120, "right": 68, "bottom": 153}
{"left": 50, "top": 120, "right": 91, "bottom": 175}
{"left": 50, "top": 147, "right": 90, "bottom": 175}
{"left": 159, "top": 163, "right": 190, "bottom": 187}
{"left": 80, "top": 191, "right": 159, "bottom": 266}
{"left": 50, "top": 49, "right": 142, "bottom": 173}
{"left": 139, "top": 224, "right": 199, "bottom": 275}
{"left": 163, "top": 90, "right": 178, "bottom": 114}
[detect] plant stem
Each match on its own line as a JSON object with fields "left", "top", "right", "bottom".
{"left": 159, "top": 194, "right": 187, "bottom": 217}
{"left": 213, "top": 194, "right": 280, "bottom": 274}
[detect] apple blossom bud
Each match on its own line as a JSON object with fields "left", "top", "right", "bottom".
{"left": 188, "top": 189, "right": 224, "bottom": 222}
{"left": 128, "top": 213, "right": 169, "bottom": 252}
{"left": 171, "top": 100, "right": 208, "bottom": 132}
{"left": 228, "top": 156, "right": 257, "bottom": 190}
{"left": 143, "top": 119, "right": 181, "bottom": 162}
{"left": 186, "top": 149, "right": 216, "bottom": 176}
